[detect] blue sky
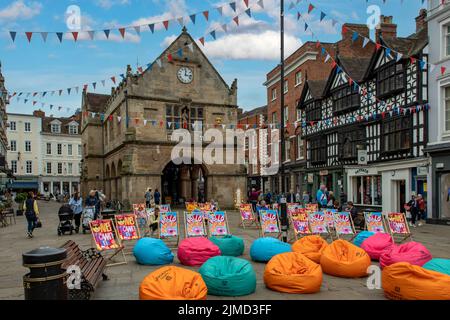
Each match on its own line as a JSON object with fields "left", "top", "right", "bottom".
{"left": 0, "top": 0, "right": 426, "bottom": 116}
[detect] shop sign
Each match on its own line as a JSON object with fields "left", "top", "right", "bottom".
{"left": 417, "top": 166, "right": 428, "bottom": 176}
{"left": 347, "top": 167, "right": 378, "bottom": 176}
{"left": 307, "top": 174, "right": 314, "bottom": 183}
{"left": 319, "top": 170, "right": 328, "bottom": 176}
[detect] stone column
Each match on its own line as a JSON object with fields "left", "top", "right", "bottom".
{"left": 180, "top": 166, "right": 191, "bottom": 201}
{"left": 69, "top": 181, "right": 72, "bottom": 196}
{"left": 51, "top": 181, "right": 54, "bottom": 195}
{"left": 191, "top": 167, "right": 199, "bottom": 202}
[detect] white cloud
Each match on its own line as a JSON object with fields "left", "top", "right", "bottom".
{"left": 0, "top": 0, "right": 42, "bottom": 22}
{"left": 95, "top": 0, "right": 131, "bottom": 9}
{"left": 131, "top": 0, "right": 187, "bottom": 31}
{"left": 171, "top": 30, "right": 302, "bottom": 61}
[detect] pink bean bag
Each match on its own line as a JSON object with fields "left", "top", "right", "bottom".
{"left": 177, "top": 237, "right": 221, "bottom": 267}
{"left": 361, "top": 233, "right": 394, "bottom": 261}
{"left": 379, "top": 242, "right": 432, "bottom": 269}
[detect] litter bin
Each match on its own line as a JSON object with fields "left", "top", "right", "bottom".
{"left": 23, "top": 247, "right": 68, "bottom": 300}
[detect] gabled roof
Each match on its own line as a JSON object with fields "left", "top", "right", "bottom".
{"left": 298, "top": 79, "right": 327, "bottom": 109}
{"left": 239, "top": 105, "right": 267, "bottom": 120}
{"left": 85, "top": 93, "right": 110, "bottom": 113}
{"left": 42, "top": 116, "right": 81, "bottom": 135}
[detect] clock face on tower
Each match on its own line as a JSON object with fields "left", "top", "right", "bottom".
{"left": 177, "top": 67, "right": 193, "bottom": 84}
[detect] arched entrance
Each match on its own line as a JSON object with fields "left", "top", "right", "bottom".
{"left": 161, "top": 162, "right": 207, "bottom": 206}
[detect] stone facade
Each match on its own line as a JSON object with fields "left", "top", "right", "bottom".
{"left": 81, "top": 29, "right": 247, "bottom": 209}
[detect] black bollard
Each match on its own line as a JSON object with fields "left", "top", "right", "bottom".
{"left": 23, "top": 247, "right": 68, "bottom": 300}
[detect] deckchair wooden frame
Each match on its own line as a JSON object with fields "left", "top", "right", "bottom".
{"left": 158, "top": 211, "right": 180, "bottom": 248}
{"left": 385, "top": 212, "right": 413, "bottom": 243}
{"left": 207, "top": 211, "right": 231, "bottom": 238}
{"left": 184, "top": 211, "right": 208, "bottom": 238}
{"left": 89, "top": 219, "right": 127, "bottom": 267}
{"left": 259, "top": 210, "right": 282, "bottom": 239}
{"left": 288, "top": 209, "right": 312, "bottom": 242}
{"left": 307, "top": 211, "right": 331, "bottom": 240}
{"left": 364, "top": 211, "right": 387, "bottom": 233}
{"left": 239, "top": 204, "right": 259, "bottom": 229}
{"left": 114, "top": 214, "right": 141, "bottom": 255}
{"left": 333, "top": 211, "right": 357, "bottom": 241}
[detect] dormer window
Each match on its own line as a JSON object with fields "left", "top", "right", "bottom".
{"left": 305, "top": 101, "right": 321, "bottom": 122}
{"left": 51, "top": 124, "right": 61, "bottom": 133}
{"left": 69, "top": 125, "right": 78, "bottom": 135}
{"left": 377, "top": 61, "right": 404, "bottom": 96}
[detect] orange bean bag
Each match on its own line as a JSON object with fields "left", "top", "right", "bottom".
{"left": 320, "top": 239, "right": 371, "bottom": 278}
{"left": 382, "top": 262, "right": 450, "bottom": 300}
{"left": 264, "top": 252, "right": 322, "bottom": 294}
{"left": 139, "top": 266, "right": 207, "bottom": 300}
{"left": 292, "top": 235, "right": 328, "bottom": 263}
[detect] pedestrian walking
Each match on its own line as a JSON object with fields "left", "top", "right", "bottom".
{"left": 23, "top": 191, "right": 40, "bottom": 238}
{"left": 85, "top": 190, "right": 100, "bottom": 220}
{"left": 417, "top": 194, "right": 426, "bottom": 224}
{"left": 249, "top": 188, "right": 259, "bottom": 214}
{"left": 406, "top": 194, "right": 420, "bottom": 227}
{"left": 154, "top": 189, "right": 161, "bottom": 205}
{"left": 145, "top": 188, "right": 153, "bottom": 208}
{"left": 316, "top": 185, "right": 328, "bottom": 208}
{"left": 69, "top": 192, "right": 83, "bottom": 233}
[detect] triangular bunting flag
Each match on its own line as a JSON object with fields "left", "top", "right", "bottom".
{"left": 190, "top": 14, "right": 196, "bottom": 24}
{"left": 25, "top": 32, "right": 33, "bottom": 42}
{"left": 216, "top": 6, "right": 223, "bottom": 16}
{"left": 168, "top": 53, "right": 173, "bottom": 62}
{"left": 210, "top": 30, "right": 216, "bottom": 40}
{"left": 148, "top": 24, "right": 155, "bottom": 33}
{"left": 233, "top": 16, "right": 239, "bottom": 26}
{"left": 156, "top": 59, "right": 162, "bottom": 68}
{"left": 9, "top": 31, "right": 16, "bottom": 42}
{"left": 203, "top": 11, "right": 209, "bottom": 21}
{"left": 199, "top": 37, "right": 205, "bottom": 46}
{"left": 244, "top": 0, "right": 249, "bottom": 7}
{"left": 308, "top": 4, "right": 315, "bottom": 13}
{"left": 320, "top": 12, "right": 326, "bottom": 22}
{"left": 119, "top": 28, "right": 126, "bottom": 38}
{"left": 104, "top": 29, "right": 110, "bottom": 39}
{"left": 111, "top": 76, "right": 116, "bottom": 84}
{"left": 177, "top": 17, "right": 184, "bottom": 26}
{"left": 257, "top": 0, "right": 264, "bottom": 9}
{"left": 188, "top": 43, "right": 194, "bottom": 52}
{"left": 362, "top": 37, "right": 370, "bottom": 48}
{"left": 134, "top": 26, "right": 141, "bottom": 35}
{"left": 222, "top": 24, "right": 228, "bottom": 32}
{"left": 40, "top": 32, "right": 48, "bottom": 42}
{"left": 230, "top": 2, "right": 236, "bottom": 12}
{"left": 396, "top": 52, "right": 403, "bottom": 62}
{"left": 72, "top": 32, "right": 79, "bottom": 42}
{"left": 87, "top": 31, "right": 95, "bottom": 40}
{"left": 245, "top": 8, "right": 251, "bottom": 18}
{"left": 163, "top": 20, "right": 169, "bottom": 30}
{"left": 441, "top": 66, "right": 447, "bottom": 75}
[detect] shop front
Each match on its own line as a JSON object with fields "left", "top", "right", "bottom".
{"left": 346, "top": 167, "right": 382, "bottom": 212}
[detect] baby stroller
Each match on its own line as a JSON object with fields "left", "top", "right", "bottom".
{"left": 57, "top": 204, "right": 75, "bottom": 236}
{"left": 82, "top": 206, "right": 96, "bottom": 234}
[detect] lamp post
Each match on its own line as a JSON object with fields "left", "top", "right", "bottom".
{"left": 279, "top": 0, "right": 288, "bottom": 242}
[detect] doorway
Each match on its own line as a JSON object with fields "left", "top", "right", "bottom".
{"left": 161, "top": 162, "right": 207, "bottom": 206}
{"left": 397, "top": 180, "right": 406, "bottom": 212}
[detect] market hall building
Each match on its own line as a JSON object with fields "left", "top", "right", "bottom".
{"left": 80, "top": 28, "right": 247, "bottom": 209}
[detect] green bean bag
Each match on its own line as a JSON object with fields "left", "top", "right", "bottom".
{"left": 199, "top": 256, "right": 257, "bottom": 296}
{"left": 423, "top": 258, "right": 450, "bottom": 276}
{"left": 210, "top": 235, "right": 245, "bottom": 257}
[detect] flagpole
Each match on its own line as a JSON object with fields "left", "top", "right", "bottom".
{"left": 279, "top": 0, "right": 288, "bottom": 243}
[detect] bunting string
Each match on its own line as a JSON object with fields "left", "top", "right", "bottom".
{"left": 7, "top": 0, "right": 259, "bottom": 44}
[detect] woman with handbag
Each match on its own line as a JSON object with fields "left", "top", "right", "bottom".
{"left": 23, "top": 191, "right": 40, "bottom": 238}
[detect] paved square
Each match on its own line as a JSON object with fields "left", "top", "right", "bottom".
{"left": 1, "top": 200, "right": 449, "bottom": 300}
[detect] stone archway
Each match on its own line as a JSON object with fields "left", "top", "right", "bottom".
{"left": 161, "top": 162, "right": 207, "bottom": 206}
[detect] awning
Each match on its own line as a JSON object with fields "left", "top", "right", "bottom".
{"left": 7, "top": 181, "right": 39, "bottom": 190}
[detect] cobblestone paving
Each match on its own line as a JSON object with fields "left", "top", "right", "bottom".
{"left": 1, "top": 200, "right": 449, "bottom": 300}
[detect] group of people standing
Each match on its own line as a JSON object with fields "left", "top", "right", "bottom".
{"left": 144, "top": 188, "right": 161, "bottom": 208}
{"left": 405, "top": 193, "right": 426, "bottom": 228}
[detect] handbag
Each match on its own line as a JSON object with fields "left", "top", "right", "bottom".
{"left": 35, "top": 218, "right": 42, "bottom": 228}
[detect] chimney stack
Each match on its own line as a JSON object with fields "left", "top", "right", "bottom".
{"left": 33, "top": 109, "right": 45, "bottom": 118}
{"left": 376, "top": 15, "right": 397, "bottom": 42}
{"left": 341, "top": 23, "right": 370, "bottom": 41}
{"left": 415, "top": 9, "right": 427, "bottom": 32}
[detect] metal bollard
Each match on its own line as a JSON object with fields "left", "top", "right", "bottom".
{"left": 22, "top": 247, "right": 68, "bottom": 300}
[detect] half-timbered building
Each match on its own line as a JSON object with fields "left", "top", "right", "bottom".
{"left": 299, "top": 13, "right": 429, "bottom": 213}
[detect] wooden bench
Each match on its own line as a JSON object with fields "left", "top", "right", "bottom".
{"left": 61, "top": 240, "right": 108, "bottom": 300}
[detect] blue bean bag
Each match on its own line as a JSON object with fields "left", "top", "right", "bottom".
{"left": 423, "top": 258, "right": 450, "bottom": 276}
{"left": 210, "top": 235, "right": 245, "bottom": 257}
{"left": 199, "top": 256, "right": 256, "bottom": 296}
{"left": 133, "top": 238, "right": 174, "bottom": 265}
{"left": 250, "top": 237, "right": 291, "bottom": 262}
{"left": 353, "top": 231, "right": 375, "bottom": 247}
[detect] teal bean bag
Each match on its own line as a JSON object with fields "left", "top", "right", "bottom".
{"left": 423, "top": 258, "right": 450, "bottom": 276}
{"left": 353, "top": 231, "right": 375, "bottom": 247}
{"left": 210, "top": 235, "right": 245, "bottom": 257}
{"left": 199, "top": 256, "right": 256, "bottom": 296}
{"left": 250, "top": 237, "right": 291, "bottom": 262}
{"left": 133, "top": 238, "right": 174, "bottom": 265}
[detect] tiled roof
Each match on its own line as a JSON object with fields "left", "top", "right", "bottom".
{"left": 239, "top": 105, "right": 267, "bottom": 119}
{"left": 307, "top": 80, "right": 328, "bottom": 99}
{"left": 42, "top": 116, "right": 80, "bottom": 135}
{"left": 85, "top": 93, "right": 110, "bottom": 113}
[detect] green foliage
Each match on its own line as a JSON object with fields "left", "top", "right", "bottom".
{"left": 14, "top": 193, "right": 27, "bottom": 204}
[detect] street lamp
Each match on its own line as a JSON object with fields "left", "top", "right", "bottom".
{"left": 279, "top": 0, "right": 288, "bottom": 242}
